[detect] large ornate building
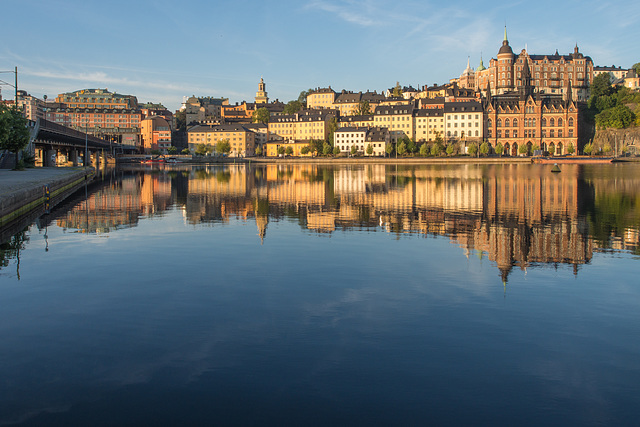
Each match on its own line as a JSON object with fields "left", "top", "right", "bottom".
{"left": 475, "top": 28, "right": 594, "bottom": 102}
{"left": 484, "top": 59, "right": 581, "bottom": 156}
{"left": 46, "top": 88, "right": 142, "bottom": 146}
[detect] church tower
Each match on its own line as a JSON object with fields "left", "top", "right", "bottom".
{"left": 255, "top": 77, "right": 268, "bottom": 104}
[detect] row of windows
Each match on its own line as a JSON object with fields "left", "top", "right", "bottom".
{"left": 490, "top": 117, "right": 574, "bottom": 127}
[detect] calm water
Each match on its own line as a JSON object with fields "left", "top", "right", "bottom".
{"left": 1, "top": 163, "right": 640, "bottom": 425}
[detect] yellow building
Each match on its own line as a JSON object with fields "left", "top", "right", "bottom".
{"left": 373, "top": 104, "right": 415, "bottom": 142}
{"left": 265, "top": 141, "right": 313, "bottom": 157}
{"left": 338, "top": 114, "right": 374, "bottom": 128}
{"left": 414, "top": 109, "right": 444, "bottom": 142}
{"left": 307, "top": 87, "right": 336, "bottom": 109}
{"left": 268, "top": 110, "right": 337, "bottom": 142}
{"left": 188, "top": 124, "right": 256, "bottom": 157}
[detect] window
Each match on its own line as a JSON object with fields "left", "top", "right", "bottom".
{"left": 497, "top": 119, "right": 502, "bottom": 127}
{"left": 505, "top": 118, "right": 510, "bottom": 127}
{"left": 513, "top": 118, "right": 518, "bottom": 127}
{"left": 558, "top": 118, "right": 563, "bottom": 127}
{"left": 542, "top": 118, "right": 547, "bottom": 127}
{"left": 550, "top": 118, "right": 555, "bottom": 127}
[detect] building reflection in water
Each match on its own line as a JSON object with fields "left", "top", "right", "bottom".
{"left": 6, "top": 163, "right": 639, "bottom": 281}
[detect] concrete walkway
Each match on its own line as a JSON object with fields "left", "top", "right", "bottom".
{"left": 0, "top": 167, "right": 93, "bottom": 227}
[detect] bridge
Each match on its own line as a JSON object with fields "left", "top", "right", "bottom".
{"left": 23, "top": 118, "right": 138, "bottom": 167}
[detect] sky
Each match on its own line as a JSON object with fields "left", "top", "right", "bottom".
{"left": 1, "top": 0, "right": 639, "bottom": 112}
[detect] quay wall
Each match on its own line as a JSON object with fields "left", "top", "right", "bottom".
{"left": 0, "top": 168, "right": 94, "bottom": 230}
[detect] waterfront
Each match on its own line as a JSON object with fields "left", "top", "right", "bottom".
{"left": 1, "top": 163, "right": 640, "bottom": 425}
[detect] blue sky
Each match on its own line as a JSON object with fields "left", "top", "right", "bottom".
{"left": 1, "top": 0, "right": 638, "bottom": 111}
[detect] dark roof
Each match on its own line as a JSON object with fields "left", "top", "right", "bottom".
{"left": 339, "top": 115, "right": 374, "bottom": 123}
{"left": 334, "top": 92, "right": 361, "bottom": 103}
{"left": 188, "top": 124, "right": 251, "bottom": 133}
{"left": 374, "top": 104, "right": 414, "bottom": 115}
{"left": 414, "top": 109, "right": 443, "bottom": 117}
{"left": 443, "top": 101, "right": 482, "bottom": 113}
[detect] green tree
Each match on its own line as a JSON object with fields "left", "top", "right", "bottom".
{"left": 194, "top": 143, "right": 208, "bottom": 156}
{"left": 495, "top": 143, "right": 504, "bottom": 156}
{"left": 174, "top": 110, "right": 187, "bottom": 132}
{"left": 181, "top": 148, "right": 190, "bottom": 155}
{"left": 167, "top": 146, "right": 178, "bottom": 155}
{"left": 595, "top": 104, "right": 635, "bottom": 129}
{"left": 633, "top": 63, "right": 640, "bottom": 76}
{"left": 446, "top": 143, "right": 455, "bottom": 156}
{"left": 0, "top": 105, "right": 30, "bottom": 169}
{"left": 350, "top": 145, "right": 358, "bottom": 156}
{"left": 333, "top": 146, "right": 341, "bottom": 156}
{"left": 283, "top": 100, "right": 303, "bottom": 114}
{"left": 392, "top": 81, "right": 402, "bottom": 97}
{"left": 326, "top": 116, "right": 339, "bottom": 146}
{"left": 397, "top": 141, "right": 407, "bottom": 156}
{"left": 285, "top": 146, "right": 293, "bottom": 156}
{"left": 583, "top": 142, "right": 593, "bottom": 155}
{"left": 215, "top": 139, "right": 231, "bottom": 155}
{"left": 406, "top": 138, "right": 417, "bottom": 154}
{"left": 532, "top": 144, "right": 540, "bottom": 152}
{"left": 323, "top": 142, "right": 332, "bottom": 156}
{"left": 255, "top": 145, "right": 263, "bottom": 156}
{"left": 309, "top": 139, "right": 324, "bottom": 155}
{"left": 603, "top": 143, "right": 612, "bottom": 154}
{"left": 277, "top": 146, "right": 285, "bottom": 156}
{"left": 298, "top": 88, "right": 313, "bottom": 106}
{"left": 518, "top": 144, "right": 529, "bottom": 155}
{"left": 479, "top": 142, "right": 489, "bottom": 156}
{"left": 366, "top": 144, "right": 373, "bottom": 156}
{"left": 431, "top": 142, "right": 443, "bottom": 156}
{"left": 419, "top": 143, "right": 429, "bottom": 156}
{"left": 300, "top": 146, "right": 310, "bottom": 155}
{"left": 355, "top": 100, "right": 371, "bottom": 116}
{"left": 590, "top": 73, "right": 613, "bottom": 99}
{"left": 567, "top": 144, "right": 575, "bottom": 154}
{"left": 252, "top": 107, "right": 270, "bottom": 124}
{"left": 385, "top": 142, "right": 394, "bottom": 157}
{"left": 467, "top": 143, "right": 477, "bottom": 156}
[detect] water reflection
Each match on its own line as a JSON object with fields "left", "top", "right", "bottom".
{"left": 2, "top": 163, "right": 640, "bottom": 280}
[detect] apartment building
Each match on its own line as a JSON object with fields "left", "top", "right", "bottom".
{"left": 372, "top": 104, "right": 415, "bottom": 143}
{"left": 268, "top": 110, "right": 337, "bottom": 142}
{"left": 188, "top": 124, "right": 256, "bottom": 157}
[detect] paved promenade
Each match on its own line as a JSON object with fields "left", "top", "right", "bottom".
{"left": 0, "top": 167, "right": 93, "bottom": 227}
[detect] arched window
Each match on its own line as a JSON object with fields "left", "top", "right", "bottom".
{"left": 568, "top": 117, "right": 574, "bottom": 127}
{"left": 513, "top": 118, "right": 518, "bottom": 127}
{"left": 541, "top": 118, "right": 547, "bottom": 127}
{"left": 550, "top": 118, "right": 555, "bottom": 127}
{"left": 497, "top": 119, "right": 502, "bottom": 127}
{"left": 487, "top": 119, "right": 492, "bottom": 128}
{"left": 505, "top": 118, "right": 510, "bottom": 127}
{"left": 532, "top": 118, "right": 536, "bottom": 127}
{"left": 558, "top": 118, "right": 563, "bottom": 127}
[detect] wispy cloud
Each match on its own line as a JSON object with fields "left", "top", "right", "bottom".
{"left": 305, "top": 0, "right": 380, "bottom": 26}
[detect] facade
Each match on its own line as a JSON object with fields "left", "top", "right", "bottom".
{"left": 594, "top": 65, "right": 630, "bottom": 81}
{"left": 484, "top": 63, "right": 580, "bottom": 156}
{"left": 307, "top": 87, "right": 336, "bottom": 109}
{"left": 414, "top": 109, "right": 444, "bottom": 142}
{"left": 141, "top": 116, "right": 172, "bottom": 153}
{"left": 338, "top": 114, "right": 374, "bottom": 128}
{"left": 268, "top": 110, "right": 337, "bottom": 142}
{"left": 334, "top": 127, "right": 368, "bottom": 155}
{"left": 244, "top": 123, "right": 269, "bottom": 152}
{"left": 444, "top": 101, "right": 483, "bottom": 143}
{"left": 48, "top": 88, "right": 142, "bottom": 146}
{"left": 476, "top": 28, "right": 594, "bottom": 102}
{"left": 188, "top": 124, "right": 256, "bottom": 157}
{"left": 15, "top": 90, "right": 43, "bottom": 121}
{"left": 372, "top": 104, "right": 415, "bottom": 143}
{"left": 141, "top": 103, "right": 173, "bottom": 129}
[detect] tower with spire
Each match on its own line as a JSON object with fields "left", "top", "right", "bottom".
{"left": 255, "top": 77, "right": 268, "bottom": 104}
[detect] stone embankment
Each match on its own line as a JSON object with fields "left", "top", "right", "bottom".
{"left": 592, "top": 128, "right": 640, "bottom": 154}
{"left": 0, "top": 167, "right": 94, "bottom": 229}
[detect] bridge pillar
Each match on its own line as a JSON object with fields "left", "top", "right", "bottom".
{"left": 45, "top": 148, "right": 57, "bottom": 167}
{"left": 70, "top": 149, "right": 78, "bottom": 167}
